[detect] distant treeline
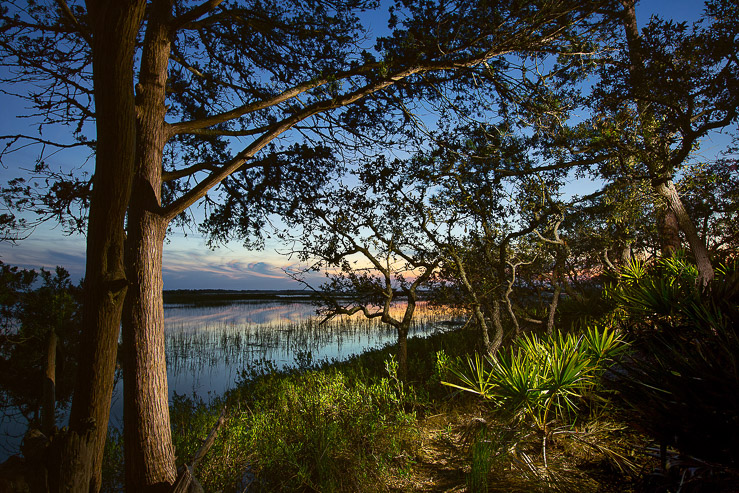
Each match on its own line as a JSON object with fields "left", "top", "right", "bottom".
{"left": 162, "top": 289, "right": 319, "bottom": 305}
{"left": 162, "top": 289, "right": 435, "bottom": 306}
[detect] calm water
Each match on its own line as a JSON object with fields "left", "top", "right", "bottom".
{"left": 1, "top": 299, "right": 461, "bottom": 457}
{"left": 161, "top": 299, "right": 458, "bottom": 402}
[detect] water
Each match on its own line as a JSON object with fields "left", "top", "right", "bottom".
{"left": 161, "top": 299, "right": 458, "bottom": 401}
{"left": 1, "top": 299, "right": 462, "bottom": 458}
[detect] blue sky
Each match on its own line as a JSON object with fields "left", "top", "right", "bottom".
{"left": 0, "top": 0, "right": 729, "bottom": 290}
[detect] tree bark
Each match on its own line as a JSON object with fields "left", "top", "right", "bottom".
{"left": 489, "top": 300, "right": 503, "bottom": 354}
{"left": 122, "top": 1, "right": 178, "bottom": 489}
{"left": 123, "top": 212, "right": 177, "bottom": 492}
{"left": 546, "top": 247, "right": 566, "bottom": 334}
{"left": 654, "top": 180, "right": 714, "bottom": 284}
{"left": 62, "top": 3, "right": 145, "bottom": 491}
{"left": 546, "top": 283, "right": 561, "bottom": 335}
{"left": 657, "top": 204, "right": 681, "bottom": 255}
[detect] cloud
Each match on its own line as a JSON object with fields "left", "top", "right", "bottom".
{"left": 0, "top": 233, "right": 86, "bottom": 281}
{"left": 0, "top": 226, "right": 324, "bottom": 290}
{"left": 245, "top": 262, "right": 285, "bottom": 279}
{"left": 160, "top": 243, "right": 317, "bottom": 289}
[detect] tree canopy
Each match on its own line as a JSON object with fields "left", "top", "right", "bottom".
{"left": 0, "top": 0, "right": 737, "bottom": 491}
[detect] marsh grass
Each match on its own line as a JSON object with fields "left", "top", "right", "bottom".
{"left": 164, "top": 301, "right": 464, "bottom": 389}
{"left": 165, "top": 328, "right": 477, "bottom": 493}
{"left": 102, "top": 314, "right": 649, "bottom": 492}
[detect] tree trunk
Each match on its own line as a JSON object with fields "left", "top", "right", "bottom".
{"left": 546, "top": 283, "right": 561, "bottom": 335}
{"left": 657, "top": 204, "right": 681, "bottom": 255}
{"left": 122, "top": 211, "right": 177, "bottom": 492}
{"left": 120, "top": 1, "right": 178, "bottom": 490}
{"left": 397, "top": 326, "right": 408, "bottom": 383}
{"left": 654, "top": 180, "right": 714, "bottom": 284}
{"left": 121, "top": 2, "right": 177, "bottom": 489}
{"left": 546, "top": 248, "right": 566, "bottom": 334}
{"left": 42, "top": 330, "right": 57, "bottom": 436}
{"left": 620, "top": 240, "right": 633, "bottom": 266}
{"left": 468, "top": 303, "right": 491, "bottom": 353}
{"left": 61, "top": 3, "right": 145, "bottom": 491}
{"left": 489, "top": 300, "right": 503, "bottom": 354}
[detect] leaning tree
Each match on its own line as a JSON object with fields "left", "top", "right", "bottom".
{"left": 579, "top": 0, "right": 738, "bottom": 284}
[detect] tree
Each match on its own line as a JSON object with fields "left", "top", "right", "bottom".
{"left": 678, "top": 152, "right": 739, "bottom": 259}
{"left": 0, "top": 264, "right": 81, "bottom": 458}
{"left": 284, "top": 170, "right": 442, "bottom": 383}
{"left": 290, "top": 123, "right": 575, "bottom": 355}
{"left": 583, "top": 0, "right": 739, "bottom": 284}
{"left": 1, "top": 0, "right": 617, "bottom": 489}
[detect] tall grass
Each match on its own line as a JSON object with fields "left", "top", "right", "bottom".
{"left": 163, "top": 326, "right": 478, "bottom": 492}
{"left": 167, "top": 361, "right": 416, "bottom": 492}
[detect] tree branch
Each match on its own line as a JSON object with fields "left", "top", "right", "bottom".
{"left": 171, "top": 0, "right": 224, "bottom": 31}
{"left": 54, "top": 0, "right": 92, "bottom": 45}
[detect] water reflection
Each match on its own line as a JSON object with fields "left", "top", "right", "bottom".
{"left": 163, "top": 300, "right": 461, "bottom": 400}
{"left": 1, "top": 300, "right": 462, "bottom": 458}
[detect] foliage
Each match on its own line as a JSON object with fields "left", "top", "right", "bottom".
{"left": 171, "top": 362, "right": 418, "bottom": 492}
{"left": 609, "top": 254, "right": 739, "bottom": 486}
{"left": 0, "top": 262, "right": 81, "bottom": 425}
{"left": 445, "top": 327, "right": 625, "bottom": 423}
{"left": 679, "top": 153, "right": 739, "bottom": 257}
{"left": 443, "top": 326, "right": 627, "bottom": 465}
{"left": 100, "top": 429, "right": 125, "bottom": 493}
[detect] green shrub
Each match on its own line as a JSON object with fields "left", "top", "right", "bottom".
{"left": 192, "top": 358, "right": 419, "bottom": 492}
{"left": 443, "top": 326, "right": 627, "bottom": 465}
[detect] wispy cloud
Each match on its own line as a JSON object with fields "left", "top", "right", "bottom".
{"left": 0, "top": 226, "right": 323, "bottom": 290}
{"left": 161, "top": 243, "right": 319, "bottom": 289}
{"left": 0, "top": 232, "right": 86, "bottom": 280}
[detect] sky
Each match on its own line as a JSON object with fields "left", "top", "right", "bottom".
{"left": 0, "top": 0, "right": 730, "bottom": 290}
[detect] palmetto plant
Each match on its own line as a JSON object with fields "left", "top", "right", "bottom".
{"left": 609, "top": 254, "right": 739, "bottom": 484}
{"left": 443, "top": 326, "right": 627, "bottom": 466}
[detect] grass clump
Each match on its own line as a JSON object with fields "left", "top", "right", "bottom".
{"left": 443, "top": 327, "right": 627, "bottom": 464}
{"left": 172, "top": 356, "right": 420, "bottom": 492}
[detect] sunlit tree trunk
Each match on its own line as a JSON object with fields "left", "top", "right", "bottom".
{"left": 123, "top": 212, "right": 176, "bottom": 491}
{"left": 122, "top": 0, "right": 178, "bottom": 489}
{"left": 657, "top": 204, "right": 681, "bottom": 255}
{"left": 654, "top": 180, "right": 714, "bottom": 283}
{"left": 489, "top": 300, "right": 503, "bottom": 354}
{"left": 61, "top": 3, "right": 145, "bottom": 491}
{"left": 42, "top": 330, "right": 57, "bottom": 435}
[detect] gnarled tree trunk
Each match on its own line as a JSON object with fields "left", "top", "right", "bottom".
{"left": 654, "top": 180, "right": 714, "bottom": 284}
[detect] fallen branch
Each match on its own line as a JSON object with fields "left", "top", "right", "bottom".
{"left": 172, "top": 406, "right": 228, "bottom": 493}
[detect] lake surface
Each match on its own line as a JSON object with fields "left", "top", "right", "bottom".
{"left": 1, "top": 299, "right": 461, "bottom": 458}
{"left": 160, "top": 299, "right": 459, "bottom": 405}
